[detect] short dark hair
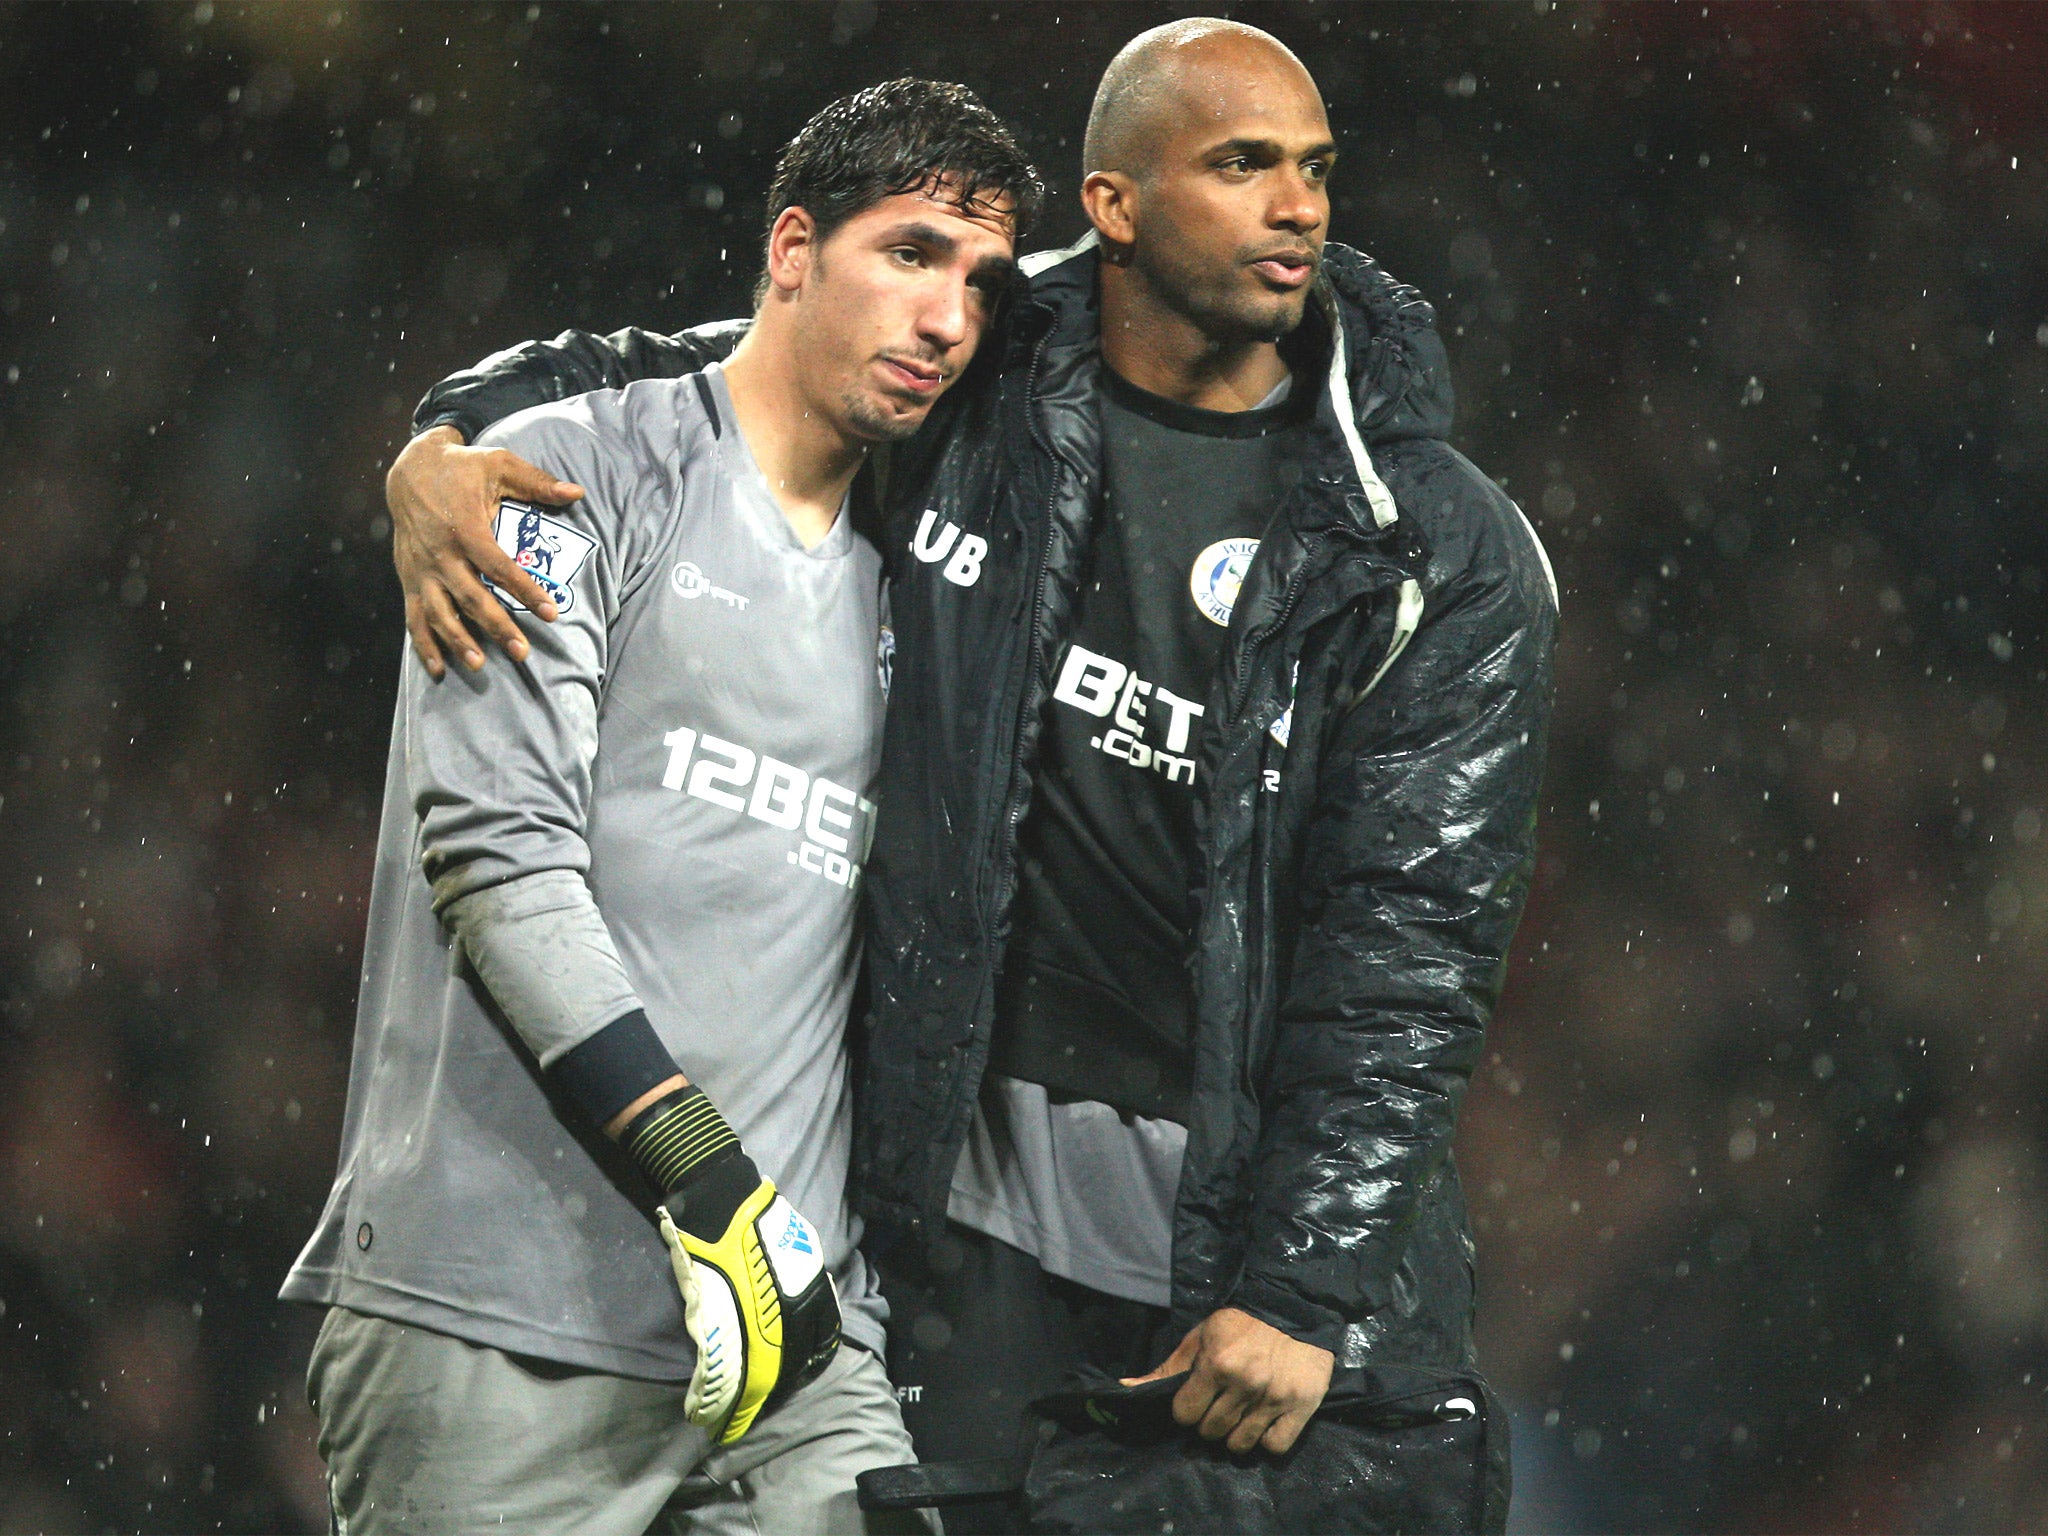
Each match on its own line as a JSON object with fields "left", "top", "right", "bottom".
{"left": 756, "top": 79, "right": 1042, "bottom": 301}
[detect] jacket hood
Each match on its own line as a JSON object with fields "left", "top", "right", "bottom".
{"left": 1017, "top": 232, "right": 1456, "bottom": 451}
{"left": 1316, "top": 245, "right": 1456, "bottom": 449}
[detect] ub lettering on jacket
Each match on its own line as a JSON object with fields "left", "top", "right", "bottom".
{"left": 909, "top": 507, "right": 986, "bottom": 587}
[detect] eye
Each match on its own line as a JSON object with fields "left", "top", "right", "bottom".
{"left": 1303, "top": 159, "right": 1332, "bottom": 183}
{"left": 890, "top": 245, "right": 926, "bottom": 267}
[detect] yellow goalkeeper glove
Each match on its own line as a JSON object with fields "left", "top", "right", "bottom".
{"left": 624, "top": 1087, "right": 840, "bottom": 1446}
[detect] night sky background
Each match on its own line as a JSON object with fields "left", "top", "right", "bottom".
{"left": 4, "top": 3, "right": 2048, "bottom": 1530}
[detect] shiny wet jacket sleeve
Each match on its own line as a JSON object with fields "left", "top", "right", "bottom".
{"left": 1229, "top": 480, "right": 1557, "bottom": 1353}
{"left": 411, "top": 320, "right": 748, "bottom": 443}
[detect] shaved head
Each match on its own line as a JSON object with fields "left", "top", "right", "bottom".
{"left": 1082, "top": 18, "right": 1317, "bottom": 180}
{"left": 1077, "top": 16, "right": 1333, "bottom": 367}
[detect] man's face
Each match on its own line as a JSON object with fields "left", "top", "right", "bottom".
{"left": 790, "top": 181, "right": 1017, "bottom": 443}
{"left": 1126, "top": 53, "right": 1334, "bottom": 345}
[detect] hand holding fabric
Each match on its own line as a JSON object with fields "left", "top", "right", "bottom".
{"left": 1124, "top": 1306, "right": 1333, "bottom": 1455}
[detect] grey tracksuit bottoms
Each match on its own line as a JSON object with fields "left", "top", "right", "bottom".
{"left": 307, "top": 1307, "right": 934, "bottom": 1536}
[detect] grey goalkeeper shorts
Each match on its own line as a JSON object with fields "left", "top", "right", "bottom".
{"left": 306, "top": 1306, "right": 935, "bottom": 1536}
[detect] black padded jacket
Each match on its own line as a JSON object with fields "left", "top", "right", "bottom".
{"left": 416, "top": 235, "right": 1558, "bottom": 1382}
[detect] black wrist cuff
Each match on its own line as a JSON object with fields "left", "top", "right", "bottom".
{"left": 661, "top": 1148, "right": 763, "bottom": 1242}
{"left": 547, "top": 1010, "right": 681, "bottom": 1131}
{"left": 619, "top": 1084, "right": 742, "bottom": 1195}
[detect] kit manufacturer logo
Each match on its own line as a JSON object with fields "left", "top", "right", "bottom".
{"left": 671, "top": 561, "right": 750, "bottom": 610}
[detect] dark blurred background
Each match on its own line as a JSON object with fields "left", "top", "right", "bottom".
{"left": 3, "top": 2, "right": 2046, "bottom": 1530}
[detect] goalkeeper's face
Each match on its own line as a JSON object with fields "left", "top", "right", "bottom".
{"left": 773, "top": 177, "right": 1019, "bottom": 444}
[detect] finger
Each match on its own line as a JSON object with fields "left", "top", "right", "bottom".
{"left": 458, "top": 522, "right": 557, "bottom": 622}
{"left": 490, "top": 449, "right": 587, "bottom": 508}
{"left": 405, "top": 593, "right": 447, "bottom": 680}
{"left": 1228, "top": 1400, "right": 1286, "bottom": 1456}
{"left": 1173, "top": 1364, "right": 1227, "bottom": 1430}
{"left": 1195, "top": 1378, "right": 1258, "bottom": 1443}
{"left": 1123, "top": 1328, "right": 1201, "bottom": 1387}
{"left": 443, "top": 562, "right": 533, "bottom": 663}
{"left": 420, "top": 580, "right": 485, "bottom": 672}
{"left": 1262, "top": 1403, "right": 1318, "bottom": 1456}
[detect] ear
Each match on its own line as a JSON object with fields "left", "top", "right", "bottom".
{"left": 1080, "top": 170, "right": 1139, "bottom": 256}
{"left": 763, "top": 206, "right": 818, "bottom": 299}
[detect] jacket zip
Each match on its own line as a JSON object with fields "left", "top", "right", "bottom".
{"left": 1225, "top": 531, "right": 1328, "bottom": 724}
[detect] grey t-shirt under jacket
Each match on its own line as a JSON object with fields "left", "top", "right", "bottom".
{"left": 283, "top": 366, "right": 890, "bottom": 1380}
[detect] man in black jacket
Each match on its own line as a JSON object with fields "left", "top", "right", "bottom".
{"left": 386, "top": 20, "right": 1556, "bottom": 1532}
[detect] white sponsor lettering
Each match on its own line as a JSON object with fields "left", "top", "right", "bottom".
{"left": 661, "top": 728, "right": 698, "bottom": 790}
{"left": 687, "top": 736, "right": 755, "bottom": 813}
{"left": 747, "top": 757, "right": 808, "bottom": 830}
{"left": 805, "top": 778, "right": 858, "bottom": 854}
{"left": 1056, "top": 642, "right": 1200, "bottom": 785}
{"left": 1053, "top": 645, "right": 1124, "bottom": 715}
{"left": 1114, "top": 671, "right": 1150, "bottom": 735}
{"left": 661, "top": 727, "right": 875, "bottom": 889}
{"left": 1153, "top": 686, "right": 1203, "bottom": 753}
{"left": 911, "top": 508, "right": 986, "bottom": 587}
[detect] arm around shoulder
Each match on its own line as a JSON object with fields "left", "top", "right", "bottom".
{"left": 394, "top": 321, "right": 747, "bottom": 674}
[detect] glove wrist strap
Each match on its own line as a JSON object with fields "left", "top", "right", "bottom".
{"left": 620, "top": 1084, "right": 740, "bottom": 1194}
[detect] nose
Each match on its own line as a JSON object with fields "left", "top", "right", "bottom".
{"left": 915, "top": 270, "right": 973, "bottom": 358}
{"left": 1269, "top": 164, "right": 1325, "bottom": 237}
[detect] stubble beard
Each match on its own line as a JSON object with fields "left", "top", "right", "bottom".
{"left": 839, "top": 382, "right": 929, "bottom": 444}
{"left": 1132, "top": 234, "right": 1315, "bottom": 347}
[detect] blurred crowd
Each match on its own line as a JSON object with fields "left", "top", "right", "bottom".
{"left": 2, "top": 3, "right": 2045, "bottom": 1530}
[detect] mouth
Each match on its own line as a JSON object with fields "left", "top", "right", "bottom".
{"left": 1249, "top": 252, "right": 1317, "bottom": 290}
{"left": 878, "top": 356, "right": 947, "bottom": 396}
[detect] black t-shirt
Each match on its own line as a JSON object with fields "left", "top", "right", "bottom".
{"left": 992, "top": 365, "right": 1310, "bottom": 1121}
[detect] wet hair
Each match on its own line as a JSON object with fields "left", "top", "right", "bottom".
{"left": 756, "top": 78, "right": 1042, "bottom": 301}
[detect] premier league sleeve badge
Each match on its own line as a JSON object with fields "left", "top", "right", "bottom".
{"left": 489, "top": 500, "right": 598, "bottom": 616}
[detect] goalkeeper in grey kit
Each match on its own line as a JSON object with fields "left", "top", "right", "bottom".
{"left": 281, "top": 82, "right": 1036, "bottom": 1534}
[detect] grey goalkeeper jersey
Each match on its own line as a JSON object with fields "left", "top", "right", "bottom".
{"left": 283, "top": 365, "right": 890, "bottom": 1380}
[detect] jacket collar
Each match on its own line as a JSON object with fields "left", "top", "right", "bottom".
{"left": 1013, "top": 233, "right": 1451, "bottom": 544}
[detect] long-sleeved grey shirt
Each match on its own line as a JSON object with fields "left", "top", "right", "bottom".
{"left": 283, "top": 364, "right": 890, "bottom": 1379}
